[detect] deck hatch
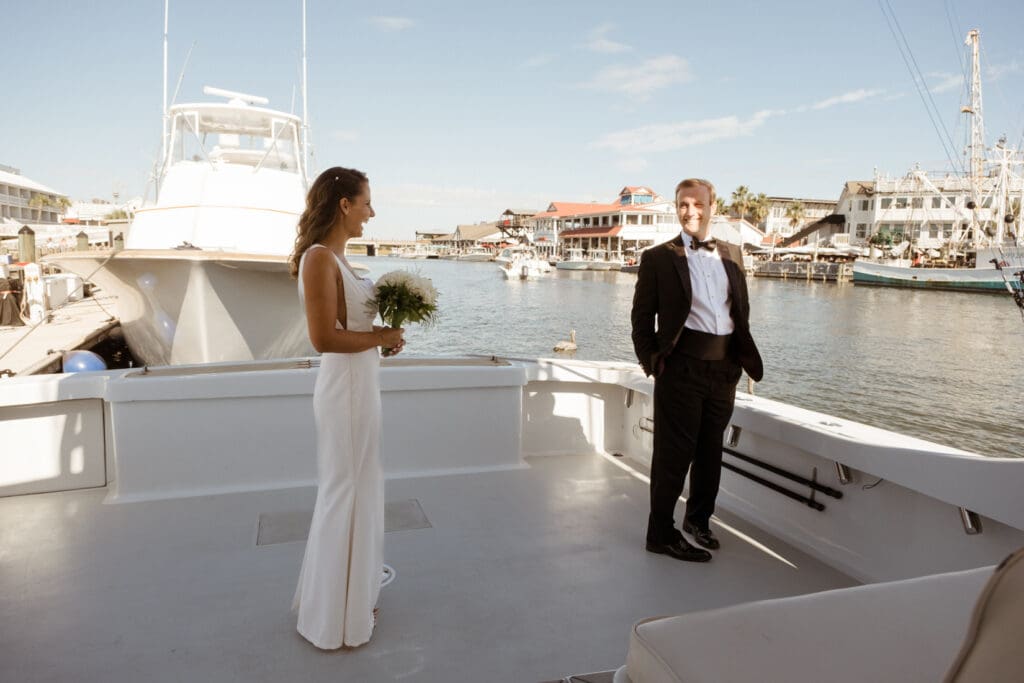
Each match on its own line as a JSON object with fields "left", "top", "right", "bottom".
{"left": 256, "top": 499, "right": 432, "bottom": 546}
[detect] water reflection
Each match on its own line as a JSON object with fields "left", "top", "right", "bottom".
{"left": 363, "top": 257, "right": 1022, "bottom": 458}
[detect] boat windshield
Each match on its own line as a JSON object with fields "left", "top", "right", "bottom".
{"left": 166, "top": 104, "right": 303, "bottom": 174}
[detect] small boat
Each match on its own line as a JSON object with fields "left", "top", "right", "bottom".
{"left": 455, "top": 246, "right": 495, "bottom": 262}
{"left": 587, "top": 248, "right": 616, "bottom": 271}
{"left": 499, "top": 250, "right": 551, "bottom": 280}
{"left": 398, "top": 245, "right": 430, "bottom": 259}
{"left": 555, "top": 247, "right": 590, "bottom": 270}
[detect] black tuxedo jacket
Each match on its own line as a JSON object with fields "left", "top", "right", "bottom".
{"left": 631, "top": 235, "right": 763, "bottom": 381}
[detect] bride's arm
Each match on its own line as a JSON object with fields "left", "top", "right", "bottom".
{"left": 302, "top": 248, "right": 402, "bottom": 353}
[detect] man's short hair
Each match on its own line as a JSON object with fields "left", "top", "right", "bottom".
{"left": 674, "top": 178, "right": 716, "bottom": 208}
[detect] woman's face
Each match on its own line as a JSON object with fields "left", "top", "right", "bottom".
{"left": 339, "top": 183, "right": 375, "bottom": 238}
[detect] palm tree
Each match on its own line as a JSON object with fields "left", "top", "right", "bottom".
{"left": 730, "top": 186, "right": 752, "bottom": 221}
{"left": 785, "top": 201, "right": 806, "bottom": 233}
{"left": 28, "top": 193, "right": 51, "bottom": 222}
{"left": 715, "top": 197, "right": 728, "bottom": 215}
{"left": 749, "top": 193, "right": 770, "bottom": 226}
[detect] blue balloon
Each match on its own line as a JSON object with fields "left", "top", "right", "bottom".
{"left": 63, "top": 350, "right": 107, "bottom": 373}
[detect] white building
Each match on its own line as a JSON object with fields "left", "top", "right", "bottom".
{"left": 0, "top": 165, "right": 68, "bottom": 228}
{"left": 761, "top": 196, "right": 836, "bottom": 237}
{"left": 835, "top": 165, "right": 1024, "bottom": 249}
{"left": 540, "top": 186, "right": 680, "bottom": 257}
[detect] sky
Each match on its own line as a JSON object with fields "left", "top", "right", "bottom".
{"left": 3, "top": 0, "right": 1024, "bottom": 239}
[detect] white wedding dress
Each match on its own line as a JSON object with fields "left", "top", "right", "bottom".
{"left": 293, "top": 245, "right": 384, "bottom": 649}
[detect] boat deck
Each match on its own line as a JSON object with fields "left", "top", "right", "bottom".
{"left": 0, "top": 453, "right": 855, "bottom": 682}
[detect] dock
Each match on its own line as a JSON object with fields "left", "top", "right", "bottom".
{"left": 0, "top": 293, "right": 119, "bottom": 376}
{"left": 752, "top": 261, "right": 852, "bottom": 282}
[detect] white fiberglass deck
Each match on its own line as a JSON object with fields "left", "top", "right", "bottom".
{"left": 0, "top": 452, "right": 854, "bottom": 682}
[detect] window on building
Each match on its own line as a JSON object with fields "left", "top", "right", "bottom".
{"left": 943, "top": 223, "right": 953, "bottom": 238}
{"left": 625, "top": 215, "right": 638, "bottom": 225}
{"left": 894, "top": 197, "right": 909, "bottom": 209}
{"left": 641, "top": 215, "right": 653, "bottom": 225}
{"left": 859, "top": 199, "right": 870, "bottom": 211}
{"left": 891, "top": 224, "right": 905, "bottom": 240}
{"left": 856, "top": 223, "right": 867, "bottom": 238}
{"left": 911, "top": 197, "right": 924, "bottom": 209}
{"left": 931, "top": 196, "right": 943, "bottom": 209}
{"left": 928, "top": 224, "right": 939, "bottom": 238}
{"left": 881, "top": 197, "right": 893, "bottom": 209}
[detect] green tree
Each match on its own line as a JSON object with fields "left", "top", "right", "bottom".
{"left": 28, "top": 193, "right": 51, "bottom": 221}
{"left": 869, "top": 229, "right": 893, "bottom": 247}
{"left": 749, "top": 193, "right": 770, "bottom": 225}
{"left": 730, "top": 186, "right": 752, "bottom": 221}
{"left": 715, "top": 197, "right": 728, "bottom": 215}
{"left": 785, "top": 201, "right": 806, "bottom": 231}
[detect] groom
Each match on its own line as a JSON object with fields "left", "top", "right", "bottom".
{"left": 630, "top": 178, "right": 763, "bottom": 562}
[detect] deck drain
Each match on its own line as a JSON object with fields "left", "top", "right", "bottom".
{"left": 256, "top": 499, "right": 432, "bottom": 546}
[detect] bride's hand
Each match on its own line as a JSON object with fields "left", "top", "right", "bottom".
{"left": 379, "top": 327, "right": 404, "bottom": 347}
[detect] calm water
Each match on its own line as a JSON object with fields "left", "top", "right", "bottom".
{"left": 362, "top": 257, "right": 1023, "bottom": 459}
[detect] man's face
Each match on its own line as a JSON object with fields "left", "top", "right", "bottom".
{"left": 676, "top": 185, "right": 713, "bottom": 238}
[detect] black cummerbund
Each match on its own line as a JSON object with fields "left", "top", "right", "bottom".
{"left": 676, "top": 327, "right": 732, "bottom": 361}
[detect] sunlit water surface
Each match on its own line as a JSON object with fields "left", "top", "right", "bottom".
{"left": 362, "top": 257, "right": 1023, "bottom": 458}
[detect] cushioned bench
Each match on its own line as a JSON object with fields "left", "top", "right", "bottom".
{"left": 615, "top": 556, "right": 1021, "bottom": 683}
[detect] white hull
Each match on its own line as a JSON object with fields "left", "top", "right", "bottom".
{"left": 47, "top": 250, "right": 324, "bottom": 365}
{"left": 456, "top": 253, "right": 493, "bottom": 262}
{"left": 555, "top": 261, "right": 590, "bottom": 270}
{"left": 587, "top": 261, "right": 615, "bottom": 271}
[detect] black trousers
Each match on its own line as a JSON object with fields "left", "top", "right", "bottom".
{"left": 646, "top": 352, "right": 741, "bottom": 544}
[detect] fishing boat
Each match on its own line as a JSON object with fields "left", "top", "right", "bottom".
{"left": 1, "top": 356, "right": 1021, "bottom": 680}
{"left": 848, "top": 30, "right": 1024, "bottom": 295}
{"left": 455, "top": 246, "right": 495, "bottom": 262}
{"left": 43, "top": 4, "right": 361, "bottom": 366}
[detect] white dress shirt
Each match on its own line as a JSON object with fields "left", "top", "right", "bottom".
{"left": 683, "top": 236, "right": 734, "bottom": 335}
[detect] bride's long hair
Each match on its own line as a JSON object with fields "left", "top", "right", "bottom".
{"left": 288, "top": 166, "right": 369, "bottom": 279}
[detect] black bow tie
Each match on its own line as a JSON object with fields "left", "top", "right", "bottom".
{"left": 690, "top": 237, "right": 716, "bottom": 251}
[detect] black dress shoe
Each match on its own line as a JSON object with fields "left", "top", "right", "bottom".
{"left": 683, "top": 520, "right": 720, "bottom": 550}
{"left": 646, "top": 537, "right": 712, "bottom": 562}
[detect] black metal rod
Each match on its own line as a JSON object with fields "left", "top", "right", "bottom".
{"left": 723, "top": 447, "right": 843, "bottom": 499}
{"left": 722, "top": 461, "right": 826, "bottom": 511}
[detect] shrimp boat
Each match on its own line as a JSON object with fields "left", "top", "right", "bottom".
{"left": 45, "top": 4, "right": 359, "bottom": 366}
{"left": 850, "top": 30, "right": 1024, "bottom": 295}
{"left": 1, "top": 356, "right": 1021, "bottom": 681}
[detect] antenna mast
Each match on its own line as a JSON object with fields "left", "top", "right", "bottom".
{"left": 161, "top": 0, "right": 169, "bottom": 184}
{"left": 301, "top": 0, "right": 311, "bottom": 184}
{"left": 965, "top": 29, "right": 985, "bottom": 183}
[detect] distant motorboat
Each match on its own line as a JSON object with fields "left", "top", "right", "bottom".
{"left": 499, "top": 250, "right": 551, "bottom": 280}
{"left": 555, "top": 248, "right": 590, "bottom": 270}
{"left": 456, "top": 246, "right": 495, "bottom": 262}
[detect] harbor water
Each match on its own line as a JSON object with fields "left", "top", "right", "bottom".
{"left": 362, "top": 257, "right": 1023, "bottom": 459}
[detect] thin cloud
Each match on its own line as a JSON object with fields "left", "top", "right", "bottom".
{"left": 579, "top": 55, "right": 692, "bottom": 99}
{"left": 369, "top": 16, "right": 414, "bottom": 31}
{"left": 330, "top": 130, "right": 359, "bottom": 143}
{"left": 928, "top": 72, "right": 963, "bottom": 94}
{"left": 810, "top": 88, "right": 885, "bottom": 110}
{"left": 592, "top": 110, "right": 776, "bottom": 154}
{"left": 585, "top": 24, "right": 631, "bottom": 53}
{"left": 985, "top": 60, "right": 1022, "bottom": 81}
{"left": 521, "top": 54, "right": 555, "bottom": 69}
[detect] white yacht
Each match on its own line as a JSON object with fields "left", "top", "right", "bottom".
{"left": 48, "top": 89, "right": 321, "bottom": 365}
{"left": 555, "top": 247, "right": 590, "bottom": 270}
{"left": 587, "top": 248, "right": 617, "bottom": 271}
{"left": 1, "top": 356, "right": 1021, "bottom": 681}
{"left": 498, "top": 249, "right": 551, "bottom": 280}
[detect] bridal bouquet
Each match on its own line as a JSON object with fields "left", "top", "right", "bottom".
{"left": 368, "top": 270, "right": 439, "bottom": 356}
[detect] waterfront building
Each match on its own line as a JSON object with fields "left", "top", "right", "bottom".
{"left": 760, "top": 196, "right": 837, "bottom": 238}
{"left": 539, "top": 186, "right": 679, "bottom": 258}
{"left": 0, "top": 164, "right": 68, "bottom": 228}
{"left": 432, "top": 222, "right": 505, "bottom": 252}
{"left": 835, "top": 164, "right": 1024, "bottom": 250}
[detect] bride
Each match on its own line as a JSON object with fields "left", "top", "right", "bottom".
{"left": 288, "top": 167, "right": 404, "bottom": 649}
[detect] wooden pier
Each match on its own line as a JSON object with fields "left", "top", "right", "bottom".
{"left": 0, "top": 293, "right": 119, "bottom": 376}
{"left": 752, "top": 261, "right": 852, "bottom": 282}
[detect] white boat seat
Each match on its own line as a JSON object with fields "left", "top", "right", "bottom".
{"left": 619, "top": 564, "right": 999, "bottom": 683}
